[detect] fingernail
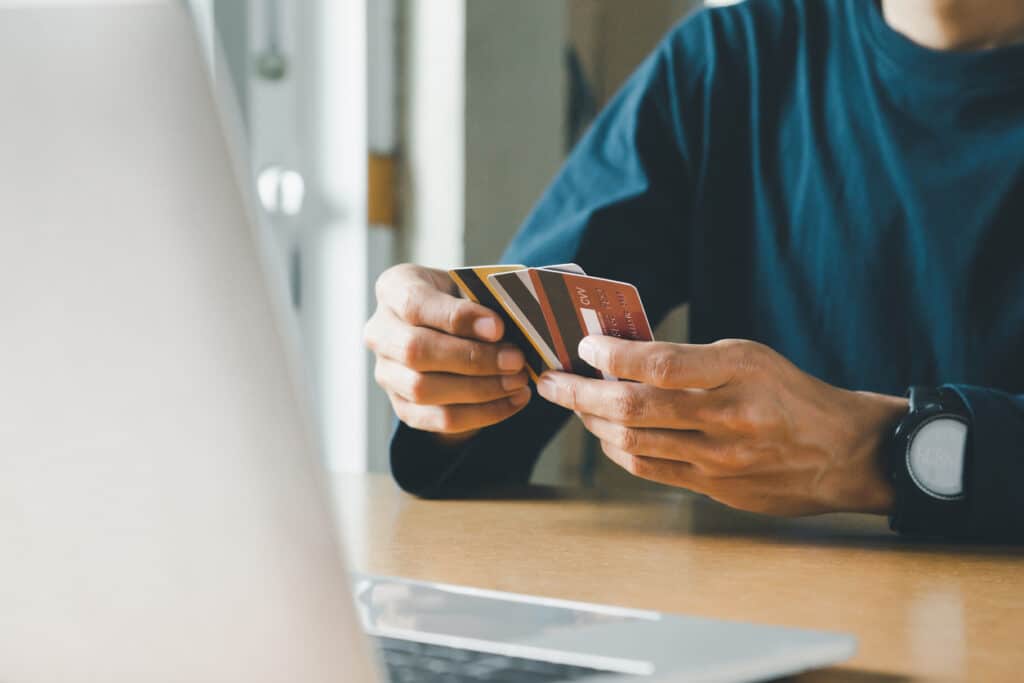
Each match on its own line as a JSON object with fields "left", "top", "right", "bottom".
{"left": 498, "top": 348, "right": 524, "bottom": 371}
{"left": 473, "top": 317, "right": 499, "bottom": 340}
{"left": 501, "top": 373, "right": 528, "bottom": 391}
{"left": 536, "top": 375, "right": 556, "bottom": 400}
{"left": 578, "top": 337, "right": 597, "bottom": 366}
{"left": 509, "top": 388, "right": 531, "bottom": 407}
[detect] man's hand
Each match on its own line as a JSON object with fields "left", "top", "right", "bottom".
{"left": 537, "top": 337, "right": 907, "bottom": 516}
{"left": 364, "top": 264, "right": 532, "bottom": 445}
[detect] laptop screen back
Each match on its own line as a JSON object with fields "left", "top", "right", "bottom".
{"left": 0, "top": 3, "right": 376, "bottom": 681}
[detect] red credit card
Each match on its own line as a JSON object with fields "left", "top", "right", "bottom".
{"left": 528, "top": 269, "right": 654, "bottom": 380}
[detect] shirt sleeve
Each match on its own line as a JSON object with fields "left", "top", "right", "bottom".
{"left": 390, "top": 23, "right": 705, "bottom": 498}
{"left": 945, "top": 385, "right": 1024, "bottom": 541}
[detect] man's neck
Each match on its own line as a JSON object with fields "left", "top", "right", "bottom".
{"left": 881, "top": 0, "right": 1024, "bottom": 51}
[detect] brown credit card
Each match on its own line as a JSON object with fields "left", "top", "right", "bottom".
{"left": 528, "top": 268, "right": 654, "bottom": 380}
{"left": 448, "top": 265, "right": 545, "bottom": 381}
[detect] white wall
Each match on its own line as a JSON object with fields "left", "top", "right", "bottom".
{"left": 463, "top": 1, "right": 568, "bottom": 266}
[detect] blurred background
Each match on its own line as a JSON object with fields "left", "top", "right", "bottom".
{"left": 194, "top": 0, "right": 735, "bottom": 486}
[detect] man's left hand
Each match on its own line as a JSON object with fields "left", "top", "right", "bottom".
{"left": 537, "top": 337, "right": 908, "bottom": 516}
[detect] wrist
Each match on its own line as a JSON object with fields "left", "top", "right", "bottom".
{"left": 887, "top": 387, "right": 971, "bottom": 537}
{"left": 832, "top": 391, "right": 908, "bottom": 515}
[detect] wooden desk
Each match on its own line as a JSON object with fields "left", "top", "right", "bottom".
{"left": 334, "top": 474, "right": 1023, "bottom": 682}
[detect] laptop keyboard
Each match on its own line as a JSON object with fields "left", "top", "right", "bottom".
{"left": 375, "top": 636, "right": 621, "bottom": 682}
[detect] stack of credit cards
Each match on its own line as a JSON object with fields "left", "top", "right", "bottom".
{"left": 448, "top": 264, "right": 654, "bottom": 382}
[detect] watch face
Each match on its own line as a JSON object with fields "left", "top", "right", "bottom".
{"left": 907, "top": 417, "right": 967, "bottom": 499}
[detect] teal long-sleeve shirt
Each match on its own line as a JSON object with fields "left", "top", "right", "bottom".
{"left": 390, "top": 0, "right": 1024, "bottom": 540}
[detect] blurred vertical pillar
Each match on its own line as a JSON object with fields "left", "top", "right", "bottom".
{"left": 366, "top": 0, "right": 400, "bottom": 472}
{"left": 292, "top": 0, "right": 370, "bottom": 472}
{"left": 400, "top": 0, "right": 467, "bottom": 268}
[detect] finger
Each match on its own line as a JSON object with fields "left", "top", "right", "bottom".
{"left": 578, "top": 413, "right": 727, "bottom": 465}
{"left": 599, "top": 441, "right": 713, "bottom": 493}
{"left": 370, "top": 311, "right": 525, "bottom": 375}
{"left": 376, "top": 359, "right": 529, "bottom": 406}
{"left": 391, "top": 389, "right": 532, "bottom": 434}
{"left": 536, "top": 371, "right": 717, "bottom": 429}
{"left": 378, "top": 268, "right": 504, "bottom": 342}
{"left": 577, "top": 336, "right": 754, "bottom": 389}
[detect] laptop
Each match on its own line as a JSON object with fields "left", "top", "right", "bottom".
{"left": 0, "top": 2, "right": 856, "bottom": 681}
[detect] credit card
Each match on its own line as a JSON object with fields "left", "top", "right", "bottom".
{"left": 529, "top": 268, "right": 654, "bottom": 380}
{"left": 487, "top": 270, "right": 563, "bottom": 371}
{"left": 448, "top": 265, "right": 545, "bottom": 381}
{"left": 485, "top": 264, "right": 586, "bottom": 372}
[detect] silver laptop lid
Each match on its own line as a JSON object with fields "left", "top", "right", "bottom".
{"left": 0, "top": 3, "right": 377, "bottom": 681}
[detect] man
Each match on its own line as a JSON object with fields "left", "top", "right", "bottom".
{"left": 364, "top": 0, "right": 1024, "bottom": 540}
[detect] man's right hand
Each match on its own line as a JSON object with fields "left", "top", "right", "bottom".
{"left": 364, "top": 264, "right": 532, "bottom": 446}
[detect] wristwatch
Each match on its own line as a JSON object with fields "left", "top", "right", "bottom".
{"left": 888, "top": 386, "right": 970, "bottom": 537}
